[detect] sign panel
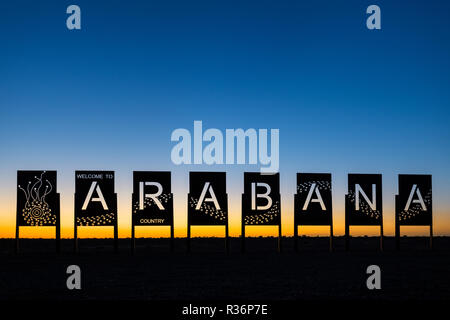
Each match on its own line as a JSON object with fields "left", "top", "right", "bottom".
{"left": 396, "top": 174, "right": 432, "bottom": 226}
{"left": 345, "top": 174, "right": 382, "bottom": 226}
{"left": 132, "top": 171, "right": 173, "bottom": 226}
{"left": 295, "top": 173, "right": 332, "bottom": 226}
{"left": 75, "top": 171, "right": 117, "bottom": 226}
{"left": 188, "top": 172, "right": 227, "bottom": 226}
{"left": 17, "top": 170, "right": 59, "bottom": 226}
{"left": 242, "top": 172, "right": 281, "bottom": 225}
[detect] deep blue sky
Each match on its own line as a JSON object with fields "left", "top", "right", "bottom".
{"left": 1, "top": 1, "right": 449, "bottom": 235}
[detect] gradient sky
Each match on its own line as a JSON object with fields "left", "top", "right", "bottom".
{"left": 1, "top": 0, "right": 450, "bottom": 238}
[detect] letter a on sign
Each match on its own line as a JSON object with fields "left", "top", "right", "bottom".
{"left": 82, "top": 182, "right": 108, "bottom": 210}
{"left": 188, "top": 172, "right": 228, "bottom": 226}
{"left": 396, "top": 174, "right": 432, "bottom": 226}
{"left": 75, "top": 171, "right": 117, "bottom": 226}
{"left": 295, "top": 173, "right": 332, "bottom": 226}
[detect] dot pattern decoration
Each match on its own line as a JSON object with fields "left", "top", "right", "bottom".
{"left": 22, "top": 200, "right": 55, "bottom": 226}
{"left": 244, "top": 200, "right": 280, "bottom": 225}
{"left": 18, "top": 171, "right": 56, "bottom": 226}
{"left": 189, "top": 197, "right": 226, "bottom": 221}
{"left": 347, "top": 190, "right": 381, "bottom": 220}
{"left": 297, "top": 180, "right": 331, "bottom": 194}
{"left": 400, "top": 189, "right": 432, "bottom": 221}
{"left": 133, "top": 193, "right": 172, "bottom": 215}
{"left": 76, "top": 212, "right": 115, "bottom": 226}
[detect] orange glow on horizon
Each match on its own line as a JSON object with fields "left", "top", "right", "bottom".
{"left": 1, "top": 180, "right": 449, "bottom": 239}
{"left": 2, "top": 212, "right": 449, "bottom": 239}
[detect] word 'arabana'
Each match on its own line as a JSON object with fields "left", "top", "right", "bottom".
{"left": 171, "top": 121, "right": 279, "bottom": 173}
{"left": 15, "top": 171, "right": 432, "bottom": 253}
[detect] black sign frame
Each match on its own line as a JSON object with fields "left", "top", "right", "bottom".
{"left": 131, "top": 171, "right": 174, "bottom": 253}
{"left": 187, "top": 172, "right": 229, "bottom": 253}
{"left": 15, "top": 170, "right": 60, "bottom": 253}
{"left": 345, "top": 174, "right": 383, "bottom": 251}
{"left": 294, "top": 173, "right": 333, "bottom": 252}
{"left": 74, "top": 170, "right": 118, "bottom": 253}
{"left": 395, "top": 174, "right": 432, "bottom": 250}
{"left": 241, "top": 172, "right": 281, "bottom": 252}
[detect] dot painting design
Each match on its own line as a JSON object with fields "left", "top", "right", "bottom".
{"left": 76, "top": 212, "right": 115, "bottom": 226}
{"left": 18, "top": 171, "right": 56, "bottom": 226}
{"left": 297, "top": 180, "right": 331, "bottom": 193}
{"left": 133, "top": 193, "right": 172, "bottom": 215}
{"left": 245, "top": 200, "right": 280, "bottom": 225}
{"left": 189, "top": 197, "right": 226, "bottom": 221}
{"left": 399, "top": 189, "right": 432, "bottom": 221}
{"left": 347, "top": 190, "right": 381, "bottom": 220}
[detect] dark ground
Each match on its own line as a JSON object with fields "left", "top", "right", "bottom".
{"left": 0, "top": 237, "right": 448, "bottom": 300}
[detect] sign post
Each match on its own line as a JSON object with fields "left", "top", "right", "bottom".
{"left": 74, "top": 171, "right": 117, "bottom": 253}
{"left": 16, "top": 171, "right": 60, "bottom": 253}
{"left": 294, "top": 173, "right": 333, "bottom": 252}
{"left": 395, "top": 174, "right": 432, "bottom": 250}
{"left": 345, "top": 174, "right": 383, "bottom": 251}
{"left": 187, "top": 172, "right": 228, "bottom": 253}
{"left": 241, "top": 172, "right": 281, "bottom": 253}
{"left": 131, "top": 171, "right": 174, "bottom": 253}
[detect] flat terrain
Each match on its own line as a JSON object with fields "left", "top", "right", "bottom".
{"left": 0, "top": 237, "right": 448, "bottom": 300}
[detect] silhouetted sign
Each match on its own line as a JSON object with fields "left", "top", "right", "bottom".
{"left": 242, "top": 172, "right": 280, "bottom": 225}
{"left": 346, "top": 174, "right": 382, "bottom": 225}
{"left": 75, "top": 171, "right": 117, "bottom": 226}
{"left": 295, "top": 173, "right": 332, "bottom": 225}
{"left": 396, "top": 174, "right": 432, "bottom": 226}
{"left": 17, "top": 171, "right": 59, "bottom": 226}
{"left": 132, "top": 171, "right": 173, "bottom": 226}
{"left": 188, "top": 172, "right": 227, "bottom": 226}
